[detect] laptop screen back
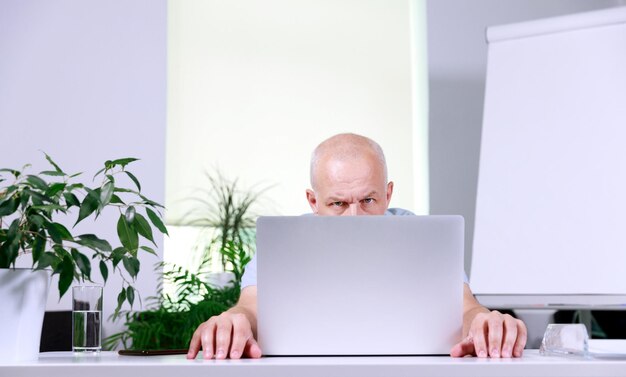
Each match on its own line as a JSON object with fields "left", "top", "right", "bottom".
{"left": 256, "top": 215, "right": 464, "bottom": 355}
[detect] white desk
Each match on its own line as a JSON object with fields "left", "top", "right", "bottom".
{"left": 2, "top": 350, "right": 626, "bottom": 377}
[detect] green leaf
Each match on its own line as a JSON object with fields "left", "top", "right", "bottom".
{"left": 0, "top": 168, "right": 21, "bottom": 178}
{"left": 44, "top": 153, "right": 64, "bottom": 174}
{"left": 28, "top": 214, "right": 45, "bottom": 227}
{"left": 63, "top": 193, "right": 80, "bottom": 208}
{"left": 0, "top": 238, "right": 19, "bottom": 268}
{"left": 117, "top": 214, "right": 138, "bottom": 251}
{"left": 126, "top": 286, "right": 135, "bottom": 307}
{"left": 99, "top": 260, "right": 109, "bottom": 283}
{"left": 125, "top": 206, "right": 136, "bottom": 224}
{"left": 0, "top": 196, "right": 19, "bottom": 217}
{"left": 7, "top": 218, "right": 19, "bottom": 240}
{"left": 66, "top": 183, "right": 84, "bottom": 191}
{"left": 116, "top": 288, "right": 127, "bottom": 309}
{"left": 3, "top": 185, "right": 18, "bottom": 195}
{"left": 146, "top": 208, "right": 168, "bottom": 236}
{"left": 139, "top": 245, "right": 158, "bottom": 256}
{"left": 23, "top": 188, "right": 52, "bottom": 204}
{"left": 100, "top": 181, "right": 114, "bottom": 208}
{"left": 71, "top": 248, "right": 91, "bottom": 279}
{"left": 46, "top": 182, "right": 66, "bottom": 197}
{"left": 75, "top": 190, "right": 99, "bottom": 225}
{"left": 35, "top": 252, "right": 60, "bottom": 270}
{"left": 93, "top": 167, "right": 106, "bottom": 179}
{"left": 124, "top": 171, "right": 141, "bottom": 192}
{"left": 21, "top": 190, "right": 33, "bottom": 208}
{"left": 122, "top": 256, "right": 140, "bottom": 279}
{"left": 46, "top": 222, "right": 73, "bottom": 244}
{"left": 133, "top": 213, "right": 155, "bottom": 245}
{"left": 26, "top": 175, "right": 49, "bottom": 191}
{"left": 31, "top": 204, "right": 66, "bottom": 213}
{"left": 109, "top": 158, "right": 139, "bottom": 169}
{"left": 76, "top": 234, "right": 112, "bottom": 252}
{"left": 32, "top": 235, "right": 46, "bottom": 264}
{"left": 52, "top": 244, "right": 71, "bottom": 259}
{"left": 58, "top": 256, "right": 75, "bottom": 298}
{"left": 140, "top": 195, "right": 164, "bottom": 208}
{"left": 39, "top": 170, "right": 65, "bottom": 176}
{"left": 111, "top": 247, "right": 126, "bottom": 268}
{"left": 110, "top": 194, "right": 125, "bottom": 205}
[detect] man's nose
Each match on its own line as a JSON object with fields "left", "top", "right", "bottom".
{"left": 345, "top": 203, "right": 360, "bottom": 216}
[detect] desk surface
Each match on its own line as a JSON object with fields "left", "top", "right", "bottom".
{"left": 2, "top": 350, "right": 626, "bottom": 377}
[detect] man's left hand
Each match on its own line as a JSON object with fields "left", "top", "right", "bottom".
{"left": 450, "top": 310, "right": 527, "bottom": 358}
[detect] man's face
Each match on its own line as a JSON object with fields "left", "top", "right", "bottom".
{"left": 306, "top": 153, "right": 393, "bottom": 216}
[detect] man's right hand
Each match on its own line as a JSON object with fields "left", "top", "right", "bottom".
{"left": 186, "top": 286, "right": 261, "bottom": 360}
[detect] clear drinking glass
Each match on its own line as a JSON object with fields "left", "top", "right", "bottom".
{"left": 72, "top": 286, "right": 103, "bottom": 353}
{"left": 539, "top": 323, "right": 589, "bottom": 357}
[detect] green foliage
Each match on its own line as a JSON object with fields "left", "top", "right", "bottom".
{"left": 105, "top": 172, "right": 265, "bottom": 350}
{"left": 182, "top": 171, "right": 265, "bottom": 272}
{"left": 105, "top": 260, "right": 241, "bottom": 350}
{"left": 0, "top": 154, "right": 168, "bottom": 312}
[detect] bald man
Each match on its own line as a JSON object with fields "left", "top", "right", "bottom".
{"left": 187, "top": 133, "right": 527, "bottom": 360}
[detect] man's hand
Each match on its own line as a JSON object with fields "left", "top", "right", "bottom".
{"left": 450, "top": 310, "right": 527, "bottom": 358}
{"left": 187, "top": 287, "right": 261, "bottom": 360}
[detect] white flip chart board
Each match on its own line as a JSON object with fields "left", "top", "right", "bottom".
{"left": 471, "top": 7, "right": 626, "bottom": 296}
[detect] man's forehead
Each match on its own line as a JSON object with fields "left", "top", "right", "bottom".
{"left": 320, "top": 155, "right": 378, "bottom": 179}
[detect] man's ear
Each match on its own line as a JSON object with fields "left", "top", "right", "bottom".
{"left": 386, "top": 181, "right": 394, "bottom": 204}
{"left": 306, "top": 189, "right": 318, "bottom": 214}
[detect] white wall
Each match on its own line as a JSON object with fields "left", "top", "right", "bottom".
{"left": 166, "top": 0, "right": 426, "bottom": 224}
{"left": 0, "top": 0, "right": 166, "bottom": 338}
{"left": 426, "top": 0, "right": 622, "bottom": 274}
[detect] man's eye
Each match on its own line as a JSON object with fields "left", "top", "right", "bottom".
{"left": 362, "top": 198, "right": 374, "bottom": 204}
{"left": 331, "top": 201, "right": 344, "bottom": 207}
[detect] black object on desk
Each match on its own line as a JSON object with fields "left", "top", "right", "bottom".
{"left": 40, "top": 310, "right": 72, "bottom": 352}
{"left": 119, "top": 349, "right": 189, "bottom": 356}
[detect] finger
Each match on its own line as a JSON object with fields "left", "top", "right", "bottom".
{"left": 487, "top": 312, "right": 504, "bottom": 358}
{"left": 199, "top": 319, "right": 217, "bottom": 359}
{"left": 214, "top": 317, "right": 234, "bottom": 359}
{"left": 500, "top": 315, "right": 518, "bottom": 358}
{"left": 450, "top": 335, "right": 475, "bottom": 357}
{"left": 244, "top": 337, "right": 263, "bottom": 359}
{"left": 513, "top": 319, "right": 528, "bottom": 357}
{"left": 229, "top": 314, "right": 251, "bottom": 359}
{"left": 187, "top": 326, "right": 202, "bottom": 359}
{"left": 472, "top": 315, "right": 489, "bottom": 358}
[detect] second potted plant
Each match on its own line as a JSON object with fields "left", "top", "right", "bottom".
{"left": 0, "top": 154, "right": 168, "bottom": 361}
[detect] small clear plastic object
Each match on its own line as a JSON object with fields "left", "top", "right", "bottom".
{"left": 539, "top": 324, "right": 589, "bottom": 357}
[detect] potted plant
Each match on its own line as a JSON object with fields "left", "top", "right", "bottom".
{"left": 0, "top": 154, "right": 167, "bottom": 361}
{"left": 180, "top": 171, "right": 264, "bottom": 285}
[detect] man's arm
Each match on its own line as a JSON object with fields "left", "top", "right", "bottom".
{"left": 187, "top": 286, "right": 261, "bottom": 359}
{"left": 450, "top": 284, "right": 527, "bottom": 358}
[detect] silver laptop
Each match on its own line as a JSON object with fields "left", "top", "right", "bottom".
{"left": 256, "top": 215, "right": 464, "bottom": 356}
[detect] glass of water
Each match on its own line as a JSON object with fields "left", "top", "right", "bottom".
{"left": 72, "top": 286, "right": 103, "bottom": 353}
{"left": 539, "top": 323, "right": 589, "bottom": 357}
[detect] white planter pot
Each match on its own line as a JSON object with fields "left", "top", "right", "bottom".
{"left": 0, "top": 268, "right": 52, "bottom": 362}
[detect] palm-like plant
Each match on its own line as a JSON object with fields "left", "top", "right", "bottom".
{"left": 105, "top": 171, "right": 267, "bottom": 350}
{"left": 181, "top": 171, "right": 267, "bottom": 278}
